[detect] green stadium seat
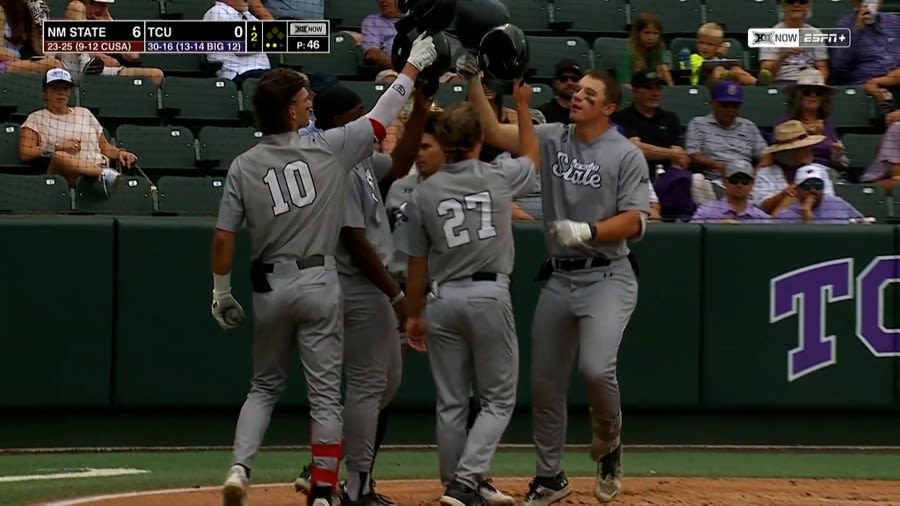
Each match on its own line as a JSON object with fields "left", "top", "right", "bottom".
{"left": 114, "top": 0, "right": 161, "bottom": 19}
{"left": 704, "top": 0, "right": 778, "bottom": 37}
{"left": 241, "top": 77, "right": 260, "bottom": 116}
{"left": 812, "top": 0, "right": 853, "bottom": 25}
{"left": 0, "top": 174, "right": 71, "bottom": 214}
{"left": 0, "top": 73, "right": 73, "bottom": 122}
{"left": 138, "top": 54, "right": 204, "bottom": 77}
{"left": 115, "top": 125, "right": 197, "bottom": 174}
{"left": 0, "top": 123, "right": 30, "bottom": 173}
{"left": 629, "top": 0, "right": 703, "bottom": 35}
{"left": 830, "top": 86, "right": 875, "bottom": 130}
{"left": 842, "top": 133, "right": 883, "bottom": 171}
{"left": 834, "top": 183, "right": 889, "bottom": 221}
{"left": 669, "top": 37, "right": 748, "bottom": 68}
{"left": 555, "top": 0, "right": 627, "bottom": 33}
{"left": 160, "top": 77, "right": 241, "bottom": 124}
{"left": 507, "top": 0, "right": 552, "bottom": 32}
{"left": 281, "top": 33, "right": 361, "bottom": 78}
{"left": 156, "top": 176, "right": 224, "bottom": 216}
{"left": 660, "top": 85, "right": 709, "bottom": 124}
{"left": 79, "top": 76, "right": 159, "bottom": 124}
{"left": 340, "top": 81, "right": 389, "bottom": 111}
{"left": 528, "top": 83, "right": 553, "bottom": 109}
{"left": 739, "top": 86, "right": 785, "bottom": 129}
{"left": 45, "top": 0, "right": 68, "bottom": 18}
{"left": 525, "top": 36, "right": 592, "bottom": 80}
{"left": 592, "top": 37, "right": 628, "bottom": 77}
{"left": 163, "top": 0, "right": 210, "bottom": 19}
{"left": 325, "top": 0, "right": 372, "bottom": 29}
{"left": 435, "top": 83, "right": 467, "bottom": 108}
{"left": 197, "top": 126, "right": 263, "bottom": 172}
{"left": 74, "top": 176, "right": 156, "bottom": 215}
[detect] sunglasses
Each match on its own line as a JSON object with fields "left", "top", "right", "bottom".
{"left": 798, "top": 179, "right": 825, "bottom": 191}
{"left": 784, "top": 0, "right": 809, "bottom": 5}
{"left": 727, "top": 174, "right": 753, "bottom": 186}
{"left": 801, "top": 87, "right": 823, "bottom": 97}
{"left": 557, "top": 75, "right": 580, "bottom": 83}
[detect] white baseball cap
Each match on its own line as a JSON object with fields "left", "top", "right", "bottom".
{"left": 794, "top": 164, "right": 828, "bottom": 185}
{"left": 43, "top": 68, "right": 74, "bottom": 87}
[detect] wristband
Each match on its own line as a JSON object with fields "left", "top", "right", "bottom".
{"left": 213, "top": 272, "right": 232, "bottom": 295}
{"left": 390, "top": 290, "right": 405, "bottom": 305}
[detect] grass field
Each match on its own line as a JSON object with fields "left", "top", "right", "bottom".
{"left": 5, "top": 448, "right": 900, "bottom": 506}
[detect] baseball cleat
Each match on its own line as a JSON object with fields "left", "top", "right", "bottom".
{"left": 222, "top": 465, "right": 249, "bottom": 506}
{"left": 594, "top": 445, "right": 623, "bottom": 503}
{"left": 440, "top": 480, "right": 486, "bottom": 506}
{"left": 312, "top": 499, "right": 331, "bottom": 506}
{"left": 477, "top": 479, "right": 515, "bottom": 505}
{"left": 523, "top": 471, "right": 572, "bottom": 506}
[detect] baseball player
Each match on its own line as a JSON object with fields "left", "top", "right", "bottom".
{"left": 402, "top": 81, "right": 539, "bottom": 506}
{"left": 461, "top": 56, "right": 650, "bottom": 505}
{"left": 290, "top": 84, "right": 432, "bottom": 506}
{"left": 211, "top": 34, "right": 438, "bottom": 506}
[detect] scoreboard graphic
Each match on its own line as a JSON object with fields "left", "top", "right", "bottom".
{"left": 42, "top": 20, "right": 331, "bottom": 54}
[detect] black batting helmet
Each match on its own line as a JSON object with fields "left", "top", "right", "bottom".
{"left": 478, "top": 23, "right": 529, "bottom": 81}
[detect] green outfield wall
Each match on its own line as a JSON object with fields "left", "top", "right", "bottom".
{"left": 1, "top": 217, "right": 898, "bottom": 411}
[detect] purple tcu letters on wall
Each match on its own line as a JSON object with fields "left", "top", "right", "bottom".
{"left": 769, "top": 256, "right": 900, "bottom": 382}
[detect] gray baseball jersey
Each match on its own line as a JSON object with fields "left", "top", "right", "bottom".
{"left": 335, "top": 152, "right": 394, "bottom": 276}
{"left": 385, "top": 172, "right": 423, "bottom": 280}
{"left": 535, "top": 123, "right": 650, "bottom": 259}
{"left": 216, "top": 122, "right": 377, "bottom": 262}
{"left": 403, "top": 157, "right": 536, "bottom": 284}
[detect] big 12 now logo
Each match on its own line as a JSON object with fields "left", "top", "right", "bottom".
{"left": 770, "top": 257, "right": 900, "bottom": 382}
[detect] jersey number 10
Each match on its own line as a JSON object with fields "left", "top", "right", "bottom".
{"left": 438, "top": 191, "right": 497, "bottom": 248}
{"left": 265, "top": 161, "right": 317, "bottom": 216}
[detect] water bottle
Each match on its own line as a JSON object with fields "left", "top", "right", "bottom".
{"left": 678, "top": 48, "right": 691, "bottom": 71}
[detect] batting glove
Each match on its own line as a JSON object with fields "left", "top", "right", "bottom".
{"left": 549, "top": 220, "right": 596, "bottom": 247}
{"left": 406, "top": 33, "right": 437, "bottom": 71}
{"left": 455, "top": 52, "right": 480, "bottom": 80}
{"left": 211, "top": 290, "right": 246, "bottom": 331}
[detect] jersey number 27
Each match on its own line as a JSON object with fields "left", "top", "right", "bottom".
{"left": 264, "top": 160, "right": 317, "bottom": 216}
{"left": 438, "top": 191, "right": 497, "bottom": 248}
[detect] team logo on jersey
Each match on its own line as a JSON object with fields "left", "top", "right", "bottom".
{"left": 365, "top": 170, "right": 380, "bottom": 203}
{"left": 551, "top": 152, "right": 603, "bottom": 188}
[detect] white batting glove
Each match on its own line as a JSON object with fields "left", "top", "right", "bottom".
{"left": 406, "top": 33, "right": 437, "bottom": 71}
{"left": 549, "top": 220, "right": 595, "bottom": 247}
{"left": 455, "top": 52, "right": 480, "bottom": 80}
{"left": 211, "top": 290, "right": 246, "bottom": 331}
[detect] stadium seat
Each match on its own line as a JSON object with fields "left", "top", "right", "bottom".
{"left": 739, "top": 87, "right": 784, "bottom": 129}
{"left": 528, "top": 83, "right": 553, "bottom": 109}
{"left": 669, "top": 37, "right": 748, "bottom": 68}
{"left": 812, "top": 0, "right": 853, "bottom": 25}
{"left": 592, "top": 37, "right": 628, "bottom": 77}
{"left": 325, "top": 0, "right": 372, "bottom": 30}
{"left": 79, "top": 76, "right": 159, "bottom": 124}
{"left": 74, "top": 176, "right": 156, "bottom": 214}
{"left": 834, "top": 183, "right": 889, "bottom": 221}
{"left": 156, "top": 176, "right": 224, "bottom": 216}
{"left": 115, "top": 125, "right": 197, "bottom": 174}
{"left": 0, "top": 73, "right": 72, "bottom": 122}
{"left": 241, "top": 77, "right": 260, "bottom": 115}
{"left": 160, "top": 77, "right": 241, "bottom": 124}
{"left": 842, "top": 133, "right": 883, "bottom": 171}
{"left": 660, "top": 85, "right": 709, "bottom": 125}
{"left": 435, "top": 83, "right": 468, "bottom": 108}
{"left": 555, "top": 0, "right": 628, "bottom": 34}
{"left": 138, "top": 54, "right": 204, "bottom": 77}
{"left": 508, "top": 0, "right": 552, "bottom": 32}
{"left": 163, "top": 0, "right": 209, "bottom": 19}
{"left": 197, "top": 126, "right": 263, "bottom": 172}
{"left": 830, "top": 86, "right": 875, "bottom": 130}
{"left": 704, "top": 0, "right": 778, "bottom": 37}
{"left": 525, "top": 36, "right": 592, "bottom": 80}
{"left": 281, "top": 33, "right": 361, "bottom": 78}
{"left": 340, "top": 81, "right": 389, "bottom": 111}
{"left": 628, "top": 0, "right": 704, "bottom": 35}
{"left": 0, "top": 123, "right": 31, "bottom": 173}
{"left": 46, "top": 0, "right": 67, "bottom": 18}
{"left": 0, "top": 174, "right": 71, "bottom": 214}
{"left": 114, "top": 0, "right": 161, "bottom": 19}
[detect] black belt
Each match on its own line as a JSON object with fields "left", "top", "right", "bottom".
{"left": 550, "top": 257, "right": 612, "bottom": 271}
{"left": 261, "top": 255, "right": 325, "bottom": 273}
{"left": 471, "top": 272, "right": 498, "bottom": 281}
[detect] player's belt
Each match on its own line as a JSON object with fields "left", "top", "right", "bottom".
{"left": 471, "top": 272, "right": 498, "bottom": 281}
{"left": 262, "top": 255, "right": 326, "bottom": 273}
{"left": 550, "top": 257, "right": 612, "bottom": 271}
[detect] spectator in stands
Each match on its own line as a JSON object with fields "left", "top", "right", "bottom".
{"left": 690, "top": 160, "right": 770, "bottom": 223}
{"left": 832, "top": 0, "right": 900, "bottom": 86}
{"left": 249, "top": 0, "right": 323, "bottom": 20}
{"left": 863, "top": 66, "right": 900, "bottom": 112}
{"left": 361, "top": 0, "right": 403, "bottom": 70}
{"left": 690, "top": 23, "right": 756, "bottom": 87}
{"left": 612, "top": 70, "right": 689, "bottom": 177}
{"left": 618, "top": 12, "right": 673, "bottom": 89}
{"left": 759, "top": 0, "right": 829, "bottom": 85}
{"left": 685, "top": 80, "right": 768, "bottom": 181}
{"left": 775, "top": 164, "right": 863, "bottom": 223}
{"left": 773, "top": 68, "right": 848, "bottom": 172}
{"left": 537, "top": 59, "right": 580, "bottom": 124}
{"left": 203, "top": 0, "right": 271, "bottom": 89}
{"left": 754, "top": 120, "right": 836, "bottom": 215}
{"left": 647, "top": 180, "right": 662, "bottom": 221}
{"left": 18, "top": 68, "right": 137, "bottom": 192}
{"left": 0, "top": 0, "right": 62, "bottom": 74}
{"left": 861, "top": 120, "right": 900, "bottom": 192}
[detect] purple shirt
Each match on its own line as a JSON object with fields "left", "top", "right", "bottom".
{"left": 832, "top": 11, "right": 900, "bottom": 85}
{"left": 773, "top": 115, "right": 839, "bottom": 168}
{"left": 862, "top": 121, "right": 900, "bottom": 182}
{"left": 775, "top": 194, "right": 863, "bottom": 223}
{"left": 361, "top": 14, "right": 399, "bottom": 55}
{"left": 689, "top": 199, "right": 771, "bottom": 223}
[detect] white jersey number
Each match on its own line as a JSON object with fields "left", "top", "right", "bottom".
{"left": 437, "top": 191, "right": 497, "bottom": 248}
{"left": 264, "top": 160, "right": 317, "bottom": 216}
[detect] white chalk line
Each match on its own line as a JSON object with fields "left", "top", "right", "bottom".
{"left": 0, "top": 468, "right": 149, "bottom": 483}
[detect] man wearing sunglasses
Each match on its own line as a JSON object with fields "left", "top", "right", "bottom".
{"left": 690, "top": 160, "right": 771, "bottom": 223}
{"left": 775, "top": 165, "right": 864, "bottom": 223}
{"left": 759, "top": 0, "right": 829, "bottom": 85}
{"left": 537, "top": 59, "right": 582, "bottom": 124}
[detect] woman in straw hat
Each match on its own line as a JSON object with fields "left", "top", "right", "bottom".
{"left": 753, "top": 119, "right": 837, "bottom": 216}
{"left": 773, "top": 68, "right": 848, "bottom": 173}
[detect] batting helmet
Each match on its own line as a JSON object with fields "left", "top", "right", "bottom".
{"left": 454, "top": 0, "right": 510, "bottom": 50}
{"left": 478, "top": 23, "right": 529, "bottom": 81}
{"left": 392, "top": 19, "right": 454, "bottom": 95}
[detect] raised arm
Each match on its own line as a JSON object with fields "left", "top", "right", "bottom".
{"left": 386, "top": 89, "right": 432, "bottom": 180}
{"left": 456, "top": 54, "right": 521, "bottom": 155}
{"left": 512, "top": 80, "right": 540, "bottom": 172}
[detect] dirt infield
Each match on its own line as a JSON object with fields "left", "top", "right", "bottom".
{"left": 57, "top": 477, "right": 900, "bottom": 505}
